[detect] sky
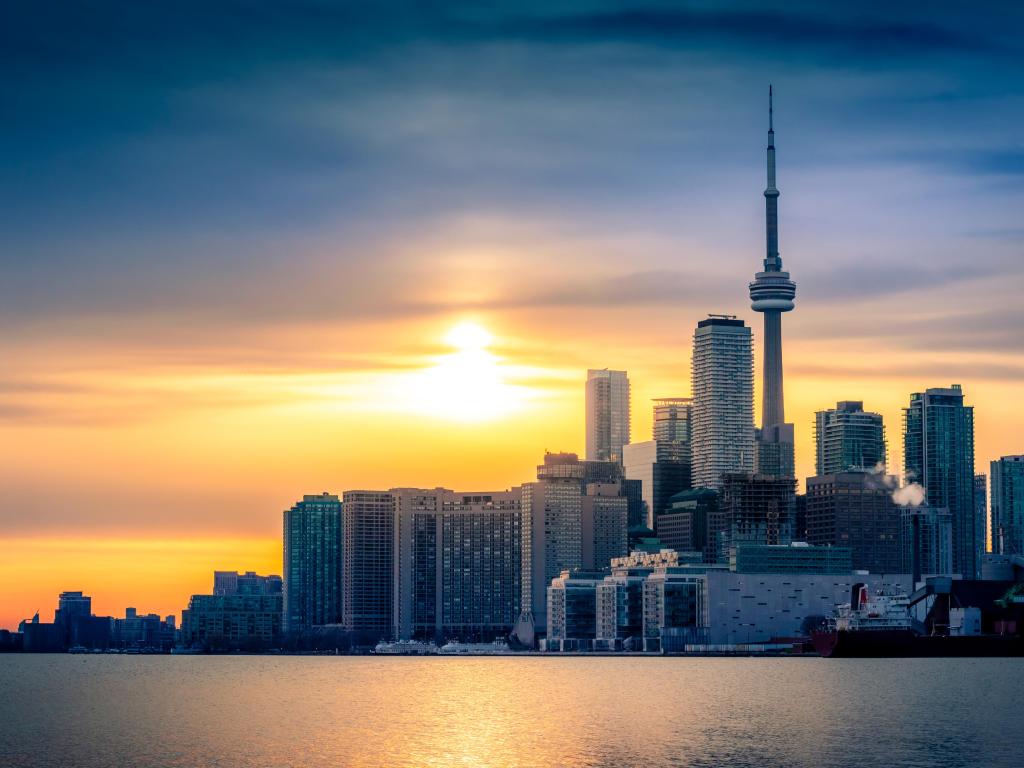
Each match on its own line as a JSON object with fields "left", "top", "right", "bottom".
{"left": 2, "top": 1, "right": 1023, "bottom": 629}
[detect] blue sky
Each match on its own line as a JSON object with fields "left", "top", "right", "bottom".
{"left": 1, "top": 0, "right": 1023, "bottom": 534}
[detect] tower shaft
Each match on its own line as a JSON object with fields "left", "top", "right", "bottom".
{"left": 762, "top": 309, "right": 784, "bottom": 428}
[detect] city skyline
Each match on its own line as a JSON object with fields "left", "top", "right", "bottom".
{"left": 4, "top": 3, "right": 1024, "bottom": 631}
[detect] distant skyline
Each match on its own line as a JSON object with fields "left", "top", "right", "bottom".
{"left": 3, "top": 2, "right": 1024, "bottom": 629}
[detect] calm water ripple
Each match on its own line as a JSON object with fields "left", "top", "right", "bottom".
{"left": 0, "top": 656, "right": 1019, "bottom": 768}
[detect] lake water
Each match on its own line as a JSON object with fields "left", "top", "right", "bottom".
{"left": 0, "top": 655, "right": 1019, "bottom": 767}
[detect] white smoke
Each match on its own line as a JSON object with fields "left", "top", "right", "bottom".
{"left": 892, "top": 483, "right": 926, "bottom": 507}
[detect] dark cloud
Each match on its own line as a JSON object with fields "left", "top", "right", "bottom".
{"left": 1, "top": 0, "right": 1022, "bottom": 369}
{"left": 505, "top": 6, "right": 993, "bottom": 57}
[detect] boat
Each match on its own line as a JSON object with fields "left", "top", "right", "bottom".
{"left": 812, "top": 582, "right": 1024, "bottom": 658}
{"left": 372, "top": 639, "right": 438, "bottom": 655}
{"left": 438, "top": 639, "right": 512, "bottom": 655}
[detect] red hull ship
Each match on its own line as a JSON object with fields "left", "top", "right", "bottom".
{"left": 812, "top": 582, "right": 1024, "bottom": 658}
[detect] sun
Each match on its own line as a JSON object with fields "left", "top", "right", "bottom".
{"left": 444, "top": 322, "right": 492, "bottom": 351}
{"left": 414, "top": 322, "right": 524, "bottom": 422}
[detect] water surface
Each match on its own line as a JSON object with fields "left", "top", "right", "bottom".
{"left": 1, "top": 656, "right": 1018, "bottom": 767}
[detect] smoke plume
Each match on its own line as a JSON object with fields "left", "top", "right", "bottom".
{"left": 892, "top": 483, "right": 926, "bottom": 507}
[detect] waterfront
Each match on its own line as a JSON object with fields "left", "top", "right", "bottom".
{"left": 1, "top": 656, "right": 1019, "bottom": 768}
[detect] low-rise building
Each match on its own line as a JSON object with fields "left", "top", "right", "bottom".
{"left": 111, "top": 608, "right": 176, "bottom": 651}
{"left": 178, "top": 580, "right": 283, "bottom": 651}
{"left": 546, "top": 571, "right": 605, "bottom": 651}
{"left": 729, "top": 543, "right": 852, "bottom": 574}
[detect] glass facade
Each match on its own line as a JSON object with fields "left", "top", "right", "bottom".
{"left": 691, "top": 317, "right": 754, "bottom": 490}
{"left": 991, "top": 456, "right": 1024, "bottom": 556}
{"left": 899, "top": 506, "right": 953, "bottom": 577}
{"left": 283, "top": 493, "right": 342, "bottom": 633}
{"left": 585, "top": 369, "right": 630, "bottom": 463}
{"left": 903, "top": 385, "right": 977, "bottom": 578}
{"left": 815, "top": 401, "right": 886, "bottom": 475}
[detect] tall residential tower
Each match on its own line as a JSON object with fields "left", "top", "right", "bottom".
{"left": 991, "top": 456, "right": 1024, "bottom": 556}
{"left": 283, "top": 493, "right": 343, "bottom": 633}
{"left": 903, "top": 385, "right": 978, "bottom": 578}
{"left": 690, "top": 315, "right": 754, "bottom": 490}
{"left": 585, "top": 369, "right": 630, "bottom": 463}
{"left": 749, "top": 87, "right": 796, "bottom": 478}
{"left": 814, "top": 401, "right": 887, "bottom": 475}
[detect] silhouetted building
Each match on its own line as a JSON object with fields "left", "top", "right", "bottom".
{"left": 975, "top": 474, "right": 987, "bottom": 553}
{"left": 814, "top": 401, "right": 886, "bottom": 475}
{"left": 283, "top": 493, "right": 343, "bottom": 633}
{"left": 20, "top": 614, "right": 63, "bottom": 653}
{"left": 991, "top": 456, "right": 1024, "bottom": 556}
{"left": 215, "top": 570, "right": 283, "bottom": 597}
{"left": 623, "top": 440, "right": 691, "bottom": 528}
{"left": 660, "top": 488, "right": 719, "bottom": 563}
{"left": 691, "top": 316, "right": 754, "bottom": 489}
{"left": 56, "top": 591, "right": 91, "bottom": 623}
{"left": 585, "top": 369, "right": 630, "bottom": 463}
{"left": 904, "top": 385, "right": 978, "bottom": 577}
{"left": 179, "top": 592, "right": 283, "bottom": 650}
{"left": 794, "top": 492, "right": 807, "bottom": 541}
{"left": 621, "top": 478, "right": 645, "bottom": 531}
{"left": 112, "top": 608, "right": 175, "bottom": 651}
{"left": 53, "top": 591, "right": 111, "bottom": 650}
{"left": 717, "top": 472, "right": 795, "bottom": 560}
{"left": 805, "top": 472, "right": 901, "bottom": 574}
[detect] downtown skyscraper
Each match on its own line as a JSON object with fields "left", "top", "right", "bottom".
{"left": 991, "top": 455, "right": 1024, "bottom": 556}
{"left": 749, "top": 87, "right": 796, "bottom": 479}
{"left": 903, "top": 385, "right": 978, "bottom": 578}
{"left": 283, "top": 493, "right": 343, "bottom": 633}
{"left": 585, "top": 369, "right": 630, "bottom": 463}
{"left": 392, "top": 488, "right": 526, "bottom": 642}
{"left": 814, "top": 401, "right": 887, "bottom": 475}
{"left": 690, "top": 316, "right": 754, "bottom": 490}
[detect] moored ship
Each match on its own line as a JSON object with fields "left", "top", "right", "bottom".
{"left": 438, "top": 639, "right": 512, "bottom": 655}
{"left": 373, "top": 639, "right": 438, "bottom": 655}
{"left": 813, "top": 582, "right": 1024, "bottom": 658}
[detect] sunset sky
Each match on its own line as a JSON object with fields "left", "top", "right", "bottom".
{"left": 3, "top": 2, "right": 1024, "bottom": 629}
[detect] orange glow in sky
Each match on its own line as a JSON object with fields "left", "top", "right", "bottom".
{"left": 2, "top": 301, "right": 1021, "bottom": 629}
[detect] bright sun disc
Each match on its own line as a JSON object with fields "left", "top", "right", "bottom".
{"left": 445, "top": 322, "right": 492, "bottom": 351}
{"left": 409, "top": 322, "right": 524, "bottom": 422}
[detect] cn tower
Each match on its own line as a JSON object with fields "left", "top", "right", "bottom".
{"left": 748, "top": 86, "right": 796, "bottom": 477}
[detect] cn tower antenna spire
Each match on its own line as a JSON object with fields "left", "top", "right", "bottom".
{"left": 769, "top": 84, "right": 773, "bottom": 133}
